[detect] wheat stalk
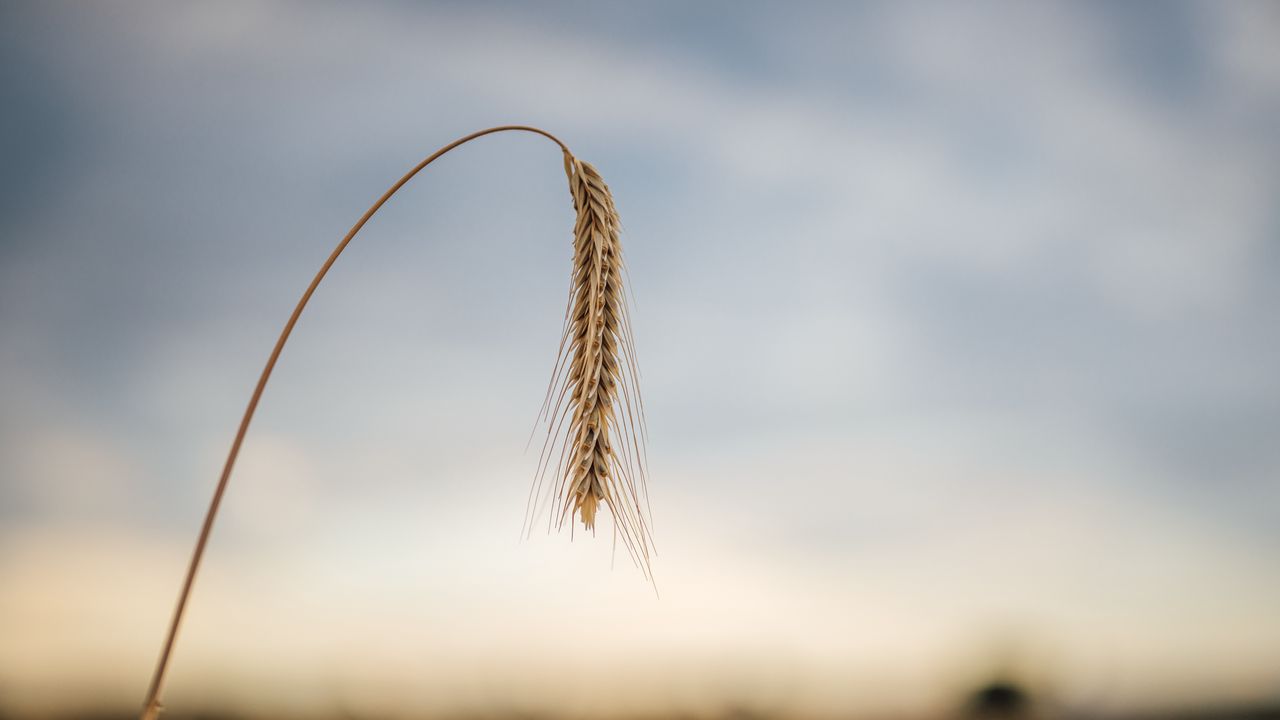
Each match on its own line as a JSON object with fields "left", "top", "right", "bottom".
{"left": 528, "top": 156, "right": 654, "bottom": 577}
{"left": 138, "top": 126, "right": 651, "bottom": 720}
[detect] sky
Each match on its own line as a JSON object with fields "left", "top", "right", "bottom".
{"left": 1, "top": 1, "right": 1279, "bottom": 718}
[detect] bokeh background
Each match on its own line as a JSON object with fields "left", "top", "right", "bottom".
{"left": 2, "top": 2, "right": 1279, "bottom": 718}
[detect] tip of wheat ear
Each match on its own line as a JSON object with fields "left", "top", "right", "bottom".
{"left": 526, "top": 151, "right": 653, "bottom": 577}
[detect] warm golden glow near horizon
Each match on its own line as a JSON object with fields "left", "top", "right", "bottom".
{"left": 5, "top": 438, "right": 1280, "bottom": 717}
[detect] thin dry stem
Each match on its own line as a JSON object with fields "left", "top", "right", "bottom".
{"left": 138, "top": 125, "right": 647, "bottom": 720}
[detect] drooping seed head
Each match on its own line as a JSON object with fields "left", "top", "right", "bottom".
{"left": 527, "top": 152, "right": 653, "bottom": 578}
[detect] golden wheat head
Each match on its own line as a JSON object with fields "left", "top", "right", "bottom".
{"left": 137, "top": 127, "right": 652, "bottom": 720}
{"left": 527, "top": 151, "right": 653, "bottom": 578}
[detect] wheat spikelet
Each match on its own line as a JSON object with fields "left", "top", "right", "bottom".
{"left": 138, "top": 127, "right": 652, "bottom": 720}
{"left": 528, "top": 152, "right": 653, "bottom": 578}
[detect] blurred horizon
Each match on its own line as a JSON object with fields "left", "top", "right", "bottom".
{"left": 2, "top": 1, "right": 1279, "bottom": 719}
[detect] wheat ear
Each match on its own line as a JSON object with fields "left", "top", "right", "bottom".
{"left": 527, "top": 156, "right": 654, "bottom": 579}
{"left": 138, "top": 126, "right": 651, "bottom": 720}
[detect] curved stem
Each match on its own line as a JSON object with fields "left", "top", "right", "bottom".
{"left": 139, "top": 125, "right": 573, "bottom": 720}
